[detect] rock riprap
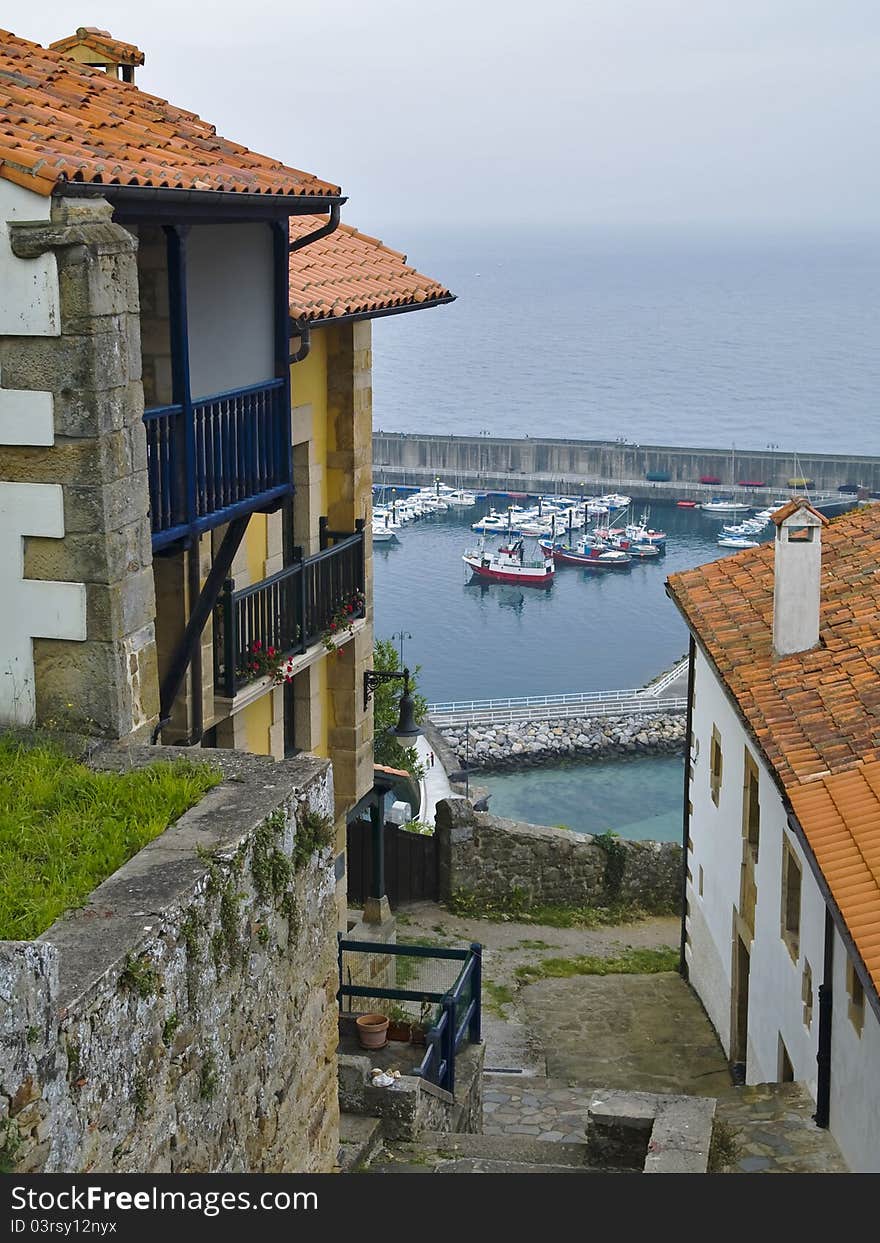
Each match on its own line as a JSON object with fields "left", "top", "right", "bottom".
{"left": 438, "top": 712, "right": 685, "bottom": 771}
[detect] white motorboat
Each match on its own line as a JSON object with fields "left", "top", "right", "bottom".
{"left": 701, "top": 499, "right": 752, "bottom": 515}
{"left": 717, "top": 535, "right": 758, "bottom": 549}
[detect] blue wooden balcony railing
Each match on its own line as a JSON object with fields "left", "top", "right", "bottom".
{"left": 145, "top": 377, "right": 291, "bottom": 549}
{"left": 337, "top": 938, "right": 482, "bottom": 1094}
{"left": 213, "top": 528, "right": 366, "bottom": 698}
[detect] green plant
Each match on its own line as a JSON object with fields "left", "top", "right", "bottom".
{"left": 132, "top": 1073, "right": 149, "bottom": 1117}
{"left": 199, "top": 1054, "right": 218, "bottom": 1100}
{"left": 514, "top": 946, "right": 679, "bottom": 984}
{"left": 446, "top": 889, "right": 663, "bottom": 927}
{"left": 180, "top": 912, "right": 203, "bottom": 961}
{"left": 293, "top": 808, "right": 334, "bottom": 870}
{"left": 594, "top": 830, "right": 628, "bottom": 901}
{"left": 708, "top": 1119, "right": 742, "bottom": 1173}
{"left": 484, "top": 981, "right": 514, "bottom": 1016}
{"left": 26, "top": 1025, "right": 40, "bottom": 1046}
{"left": 251, "top": 811, "right": 292, "bottom": 902}
{"left": 0, "top": 1118, "right": 21, "bottom": 1174}
{"left": 66, "top": 1038, "right": 84, "bottom": 1086}
{"left": 119, "top": 953, "right": 160, "bottom": 999}
{"left": 235, "top": 639, "right": 292, "bottom": 686}
{"left": 321, "top": 589, "right": 366, "bottom": 651}
{"left": 400, "top": 819, "right": 434, "bottom": 835}
{"left": 162, "top": 1013, "right": 181, "bottom": 1046}
{"left": 0, "top": 737, "right": 221, "bottom": 940}
{"left": 371, "top": 638, "right": 427, "bottom": 780}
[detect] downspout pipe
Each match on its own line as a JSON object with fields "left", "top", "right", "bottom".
{"left": 814, "top": 907, "right": 835, "bottom": 1128}
{"left": 289, "top": 317, "right": 311, "bottom": 364}
{"left": 287, "top": 205, "right": 342, "bottom": 363}
{"left": 680, "top": 637, "right": 696, "bottom": 978}
{"left": 289, "top": 203, "right": 341, "bottom": 252}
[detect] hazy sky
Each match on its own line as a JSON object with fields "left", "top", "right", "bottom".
{"left": 25, "top": 2, "right": 880, "bottom": 238}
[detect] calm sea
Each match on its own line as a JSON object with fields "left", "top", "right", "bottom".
{"left": 371, "top": 228, "right": 880, "bottom": 455}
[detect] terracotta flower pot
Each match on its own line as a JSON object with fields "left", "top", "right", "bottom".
{"left": 356, "top": 1013, "right": 390, "bottom": 1050}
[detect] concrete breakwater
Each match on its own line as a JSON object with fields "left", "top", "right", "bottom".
{"left": 438, "top": 712, "right": 686, "bottom": 771}
{"left": 374, "top": 431, "right": 879, "bottom": 500}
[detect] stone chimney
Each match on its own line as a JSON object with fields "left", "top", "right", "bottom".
{"left": 771, "top": 498, "right": 829, "bottom": 657}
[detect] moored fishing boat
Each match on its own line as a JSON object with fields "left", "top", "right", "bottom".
{"left": 538, "top": 538, "right": 632, "bottom": 569}
{"left": 463, "top": 539, "right": 555, "bottom": 585}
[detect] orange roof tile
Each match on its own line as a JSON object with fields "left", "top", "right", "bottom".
{"left": 289, "top": 216, "right": 453, "bottom": 322}
{"left": 49, "top": 27, "right": 145, "bottom": 67}
{"left": 790, "top": 766, "right": 880, "bottom": 992}
{"left": 0, "top": 29, "right": 339, "bottom": 198}
{"left": 668, "top": 502, "right": 880, "bottom": 995}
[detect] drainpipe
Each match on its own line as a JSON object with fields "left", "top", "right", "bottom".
{"left": 186, "top": 536, "right": 204, "bottom": 746}
{"left": 814, "top": 907, "right": 835, "bottom": 1127}
{"left": 679, "top": 637, "right": 696, "bottom": 978}
{"left": 288, "top": 203, "right": 341, "bottom": 253}
{"left": 289, "top": 316, "right": 311, "bottom": 364}
{"left": 288, "top": 204, "right": 342, "bottom": 364}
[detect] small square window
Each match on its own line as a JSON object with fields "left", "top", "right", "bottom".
{"left": 710, "top": 727, "right": 723, "bottom": 806}
{"left": 847, "top": 956, "right": 865, "bottom": 1036}
{"left": 781, "top": 838, "right": 801, "bottom": 961}
{"left": 802, "top": 961, "right": 813, "bottom": 1029}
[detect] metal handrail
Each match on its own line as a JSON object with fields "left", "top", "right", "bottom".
{"left": 337, "top": 938, "right": 482, "bottom": 1094}
{"left": 214, "top": 528, "right": 365, "bottom": 697}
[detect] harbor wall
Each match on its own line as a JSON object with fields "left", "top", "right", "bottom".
{"left": 435, "top": 798, "right": 681, "bottom": 914}
{"left": 437, "top": 713, "right": 686, "bottom": 770}
{"left": 373, "top": 432, "right": 880, "bottom": 503}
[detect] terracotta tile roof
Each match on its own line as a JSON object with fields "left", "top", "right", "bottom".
{"left": 789, "top": 765, "right": 880, "bottom": 992}
{"left": 49, "top": 27, "right": 145, "bottom": 67}
{"left": 668, "top": 502, "right": 880, "bottom": 994}
{"left": 0, "top": 30, "right": 339, "bottom": 198}
{"left": 289, "top": 216, "right": 452, "bottom": 322}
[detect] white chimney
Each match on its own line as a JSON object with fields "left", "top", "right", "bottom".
{"left": 771, "top": 499, "right": 828, "bottom": 657}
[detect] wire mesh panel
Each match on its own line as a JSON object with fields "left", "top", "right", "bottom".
{"left": 338, "top": 942, "right": 462, "bottom": 1023}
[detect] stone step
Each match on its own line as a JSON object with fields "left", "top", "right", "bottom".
{"left": 337, "top": 1113, "right": 383, "bottom": 1173}
{"left": 368, "top": 1130, "right": 597, "bottom": 1173}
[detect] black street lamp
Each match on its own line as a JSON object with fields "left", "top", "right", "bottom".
{"left": 363, "top": 667, "right": 423, "bottom": 741}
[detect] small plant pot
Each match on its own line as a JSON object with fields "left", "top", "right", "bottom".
{"left": 387, "top": 1021, "right": 413, "bottom": 1043}
{"left": 356, "top": 1014, "right": 390, "bottom": 1050}
{"left": 410, "top": 1027, "right": 428, "bottom": 1047}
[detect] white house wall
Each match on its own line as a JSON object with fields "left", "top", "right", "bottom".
{"left": 0, "top": 180, "right": 59, "bottom": 336}
{"left": 829, "top": 929, "right": 880, "bottom": 1172}
{"left": 185, "top": 223, "right": 275, "bottom": 399}
{"left": 687, "top": 644, "right": 880, "bottom": 1171}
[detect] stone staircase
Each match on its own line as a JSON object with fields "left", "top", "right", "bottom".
{"left": 363, "top": 1130, "right": 612, "bottom": 1174}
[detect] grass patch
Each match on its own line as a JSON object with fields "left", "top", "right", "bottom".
{"left": 448, "top": 889, "right": 666, "bottom": 928}
{"left": 515, "top": 946, "right": 679, "bottom": 984}
{"left": 0, "top": 737, "right": 221, "bottom": 940}
{"left": 484, "top": 980, "right": 515, "bottom": 1016}
{"left": 708, "top": 1119, "right": 742, "bottom": 1173}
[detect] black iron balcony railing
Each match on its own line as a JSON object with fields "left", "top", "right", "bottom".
{"left": 145, "top": 378, "right": 291, "bottom": 550}
{"left": 213, "top": 528, "right": 366, "bottom": 698}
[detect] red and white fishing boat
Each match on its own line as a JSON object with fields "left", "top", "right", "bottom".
{"left": 463, "top": 539, "right": 555, "bottom": 586}
{"left": 538, "top": 538, "right": 632, "bottom": 569}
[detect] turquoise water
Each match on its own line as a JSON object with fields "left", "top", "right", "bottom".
{"left": 479, "top": 754, "right": 685, "bottom": 842}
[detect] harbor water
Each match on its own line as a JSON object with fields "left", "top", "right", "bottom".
{"left": 478, "top": 754, "right": 686, "bottom": 842}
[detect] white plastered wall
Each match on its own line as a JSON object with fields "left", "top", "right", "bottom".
{"left": 186, "top": 223, "right": 274, "bottom": 399}
{"left": 0, "top": 179, "right": 87, "bottom": 725}
{"left": 687, "top": 643, "right": 880, "bottom": 1171}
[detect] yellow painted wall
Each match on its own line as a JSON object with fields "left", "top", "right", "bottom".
{"left": 311, "top": 656, "right": 333, "bottom": 759}
{"left": 291, "top": 328, "right": 329, "bottom": 515}
{"left": 242, "top": 693, "right": 273, "bottom": 756}
{"left": 245, "top": 511, "right": 268, "bottom": 583}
